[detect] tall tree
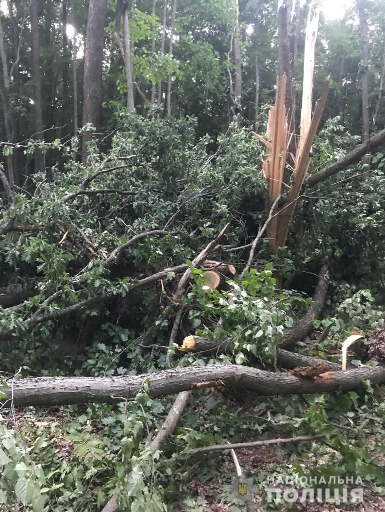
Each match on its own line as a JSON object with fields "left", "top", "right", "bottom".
{"left": 166, "top": 0, "right": 177, "bottom": 116}
{"left": 157, "top": 0, "right": 167, "bottom": 105}
{"left": 82, "top": 0, "right": 108, "bottom": 162}
{"left": 0, "top": 15, "right": 15, "bottom": 187}
{"left": 150, "top": 0, "right": 157, "bottom": 104}
{"left": 357, "top": 0, "right": 370, "bottom": 141}
{"left": 30, "top": 0, "right": 45, "bottom": 174}
{"left": 123, "top": 3, "right": 135, "bottom": 111}
{"left": 70, "top": 0, "right": 78, "bottom": 136}
{"left": 233, "top": 0, "right": 242, "bottom": 126}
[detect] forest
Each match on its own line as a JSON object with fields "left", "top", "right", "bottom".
{"left": 1, "top": 0, "right": 385, "bottom": 510}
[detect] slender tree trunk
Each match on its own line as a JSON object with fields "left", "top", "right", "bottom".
{"left": 374, "top": 50, "right": 385, "bottom": 129}
{"left": 123, "top": 7, "right": 135, "bottom": 111}
{"left": 7, "top": 0, "right": 20, "bottom": 186}
{"left": 0, "top": 16, "right": 15, "bottom": 187}
{"left": 157, "top": 0, "right": 167, "bottom": 105}
{"left": 70, "top": 0, "right": 78, "bottom": 136}
{"left": 357, "top": 0, "right": 370, "bottom": 142}
{"left": 82, "top": 0, "right": 108, "bottom": 163}
{"left": 150, "top": 0, "right": 157, "bottom": 104}
{"left": 254, "top": 23, "right": 260, "bottom": 131}
{"left": 233, "top": 0, "right": 242, "bottom": 127}
{"left": 30, "top": 0, "right": 45, "bottom": 174}
{"left": 166, "top": 0, "right": 177, "bottom": 116}
{"left": 62, "top": 0, "right": 70, "bottom": 132}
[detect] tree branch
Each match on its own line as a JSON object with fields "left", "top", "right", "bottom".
{"left": 279, "top": 263, "right": 329, "bottom": 349}
{"left": 61, "top": 156, "right": 136, "bottom": 202}
{"left": 190, "top": 434, "right": 325, "bottom": 454}
{"left": 306, "top": 127, "right": 385, "bottom": 188}
{"left": 0, "top": 264, "right": 189, "bottom": 341}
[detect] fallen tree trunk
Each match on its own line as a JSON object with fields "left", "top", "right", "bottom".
{"left": 181, "top": 335, "right": 341, "bottom": 371}
{"left": 1, "top": 363, "right": 384, "bottom": 407}
{"left": 306, "top": 127, "right": 385, "bottom": 188}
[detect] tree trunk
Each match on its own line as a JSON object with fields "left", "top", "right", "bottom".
{"left": 166, "top": 0, "right": 177, "bottom": 116}
{"left": 6, "top": 0, "right": 21, "bottom": 186}
{"left": 357, "top": 0, "right": 370, "bottom": 142}
{"left": 150, "top": 0, "right": 157, "bottom": 104}
{"left": 0, "top": 15, "right": 15, "bottom": 187}
{"left": 82, "top": 0, "right": 108, "bottom": 163}
{"left": 30, "top": 0, "right": 45, "bottom": 174}
{"left": 157, "top": 0, "right": 167, "bottom": 105}
{"left": 373, "top": 50, "right": 385, "bottom": 129}
{"left": 70, "top": 0, "right": 78, "bottom": 136}
{"left": 62, "top": 0, "right": 70, "bottom": 132}
{"left": 254, "top": 32, "right": 260, "bottom": 131}
{"left": 123, "top": 7, "right": 135, "bottom": 111}
{"left": 233, "top": 0, "right": 242, "bottom": 127}
{"left": 2, "top": 364, "right": 385, "bottom": 408}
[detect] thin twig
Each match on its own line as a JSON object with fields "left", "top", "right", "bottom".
{"left": 190, "top": 434, "right": 325, "bottom": 454}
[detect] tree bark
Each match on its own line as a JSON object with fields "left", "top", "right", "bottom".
{"left": 82, "top": 0, "right": 108, "bottom": 163}
{"left": 357, "top": 0, "right": 370, "bottom": 142}
{"left": 30, "top": 0, "right": 45, "bottom": 174}
{"left": 166, "top": 0, "right": 177, "bottom": 116}
{"left": 0, "top": 15, "right": 15, "bottom": 187}
{"left": 2, "top": 364, "right": 385, "bottom": 408}
{"left": 306, "top": 126, "right": 385, "bottom": 188}
{"left": 123, "top": 6, "right": 135, "bottom": 111}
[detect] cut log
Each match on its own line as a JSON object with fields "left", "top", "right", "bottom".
{"left": 202, "top": 270, "right": 221, "bottom": 290}
{"left": 2, "top": 363, "right": 385, "bottom": 408}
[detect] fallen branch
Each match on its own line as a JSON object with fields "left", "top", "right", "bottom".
{"left": 105, "top": 230, "right": 169, "bottom": 266}
{"left": 0, "top": 264, "right": 189, "bottom": 341}
{"left": 244, "top": 195, "right": 281, "bottom": 272}
{"left": 2, "top": 363, "right": 385, "bottom": 407}
{"left": 306, "top": 127, "right": 385, "bottom": 188}
{"left": 150, "top": 390, "right": 191, "bottom": 453}
{"left": 61, "top": 155, "right": 135, "bottom": 202}
{"left": 279, "top": 263, "right": 329, "bottom": 349}
{"left": 190, "top": 434, "right": 325, "bottom": 454}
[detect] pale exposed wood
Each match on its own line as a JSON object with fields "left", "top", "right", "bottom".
{"left": 298, "top": 1, "right": 320, "bottom": 156}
